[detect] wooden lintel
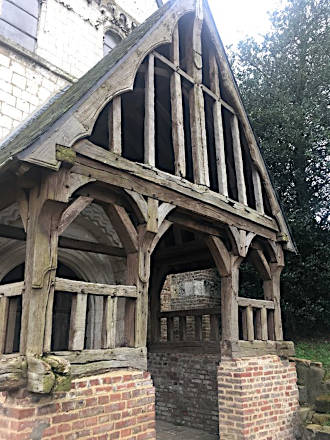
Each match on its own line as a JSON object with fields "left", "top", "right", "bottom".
{"left": 55, "top": 278, "right": 137, "bottom": 298}
{"left": 237, "top": 297, "right": 275, "bottom": 310}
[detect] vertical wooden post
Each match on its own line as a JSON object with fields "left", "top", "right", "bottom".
{"left": 144, "top": 54, "right": 155, "bottom": 166}
{"left": 188, "top": 6, "right": 209, "bottom": 186}
{"left": 102, "top": 296, "right": 118, "bottom": 349}
{"left": 209, "top": 53, "right": 228, "bottom": 196}
{"left": 170, "top": 24, "right": 186, "bottom": 178}
{"left": 149, "top": 265, "right": 168, "bottom": 344}
{"left": 246, "top": 306, "right": 254, "bottom": 341}
{"left": 109, "top": 96, "right": 122, "bottom": 155}
{"left": 69, "top": 293, "right": 88, "bottom": 351}
{"left": 231, "top": 114, "right": 247, "bottom": 205}
{"left": 264, "top": 264, "right": 284, "bottom": 341}
{"left": 220, "top": 256, "right": 241, "bottom": 342}
{"left": 22, "top": 188, "right": 64, "bottom": 356}
{"left": 0, "top": 296, "right": 9, "bottom": 353}
{"left": 261, "top": 307, "right": 268, "bottom": 341}
{"left": 252, "top": 168, "right": 264, "bottom": 214}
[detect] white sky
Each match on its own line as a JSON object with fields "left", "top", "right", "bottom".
{"left": 207, "top": 0, "right": 287, "bottom": 46}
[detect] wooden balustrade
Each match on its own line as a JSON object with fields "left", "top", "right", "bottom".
{"left": 238, "top": 297, "right": 276, "bottom": 342}
{"left": 0, "top": 279, "right": 137, "bottom": 355}
{"left": 158, "top": 308, "right": 221, "bottom": 345}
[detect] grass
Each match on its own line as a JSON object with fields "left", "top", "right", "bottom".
{"left": 295, "top": 340, "right": 330, "bottom": 379}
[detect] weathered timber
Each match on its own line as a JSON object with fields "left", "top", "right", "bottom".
{"left": 170, "top": 24, "right": 186, "bottom": 177}
{"left": 264, "top": 263, "right": 284, "bottom": 341}
{"left": 237, "top": 297, "right": 275, "bottom": 310}
{"left": 55, "top": 278, "right": 137, "bottom": 297}
{"left": 69, "top": 293, "right": 88, "bottom": 351}
{"left": 246, "top": 306, "right": 254, "bottom": 342}
{"left": 0, "top": 224, "right": 126, "bottom": 257}
{"left": 261, "top": 307, "right": 268, "bottom": 341}
{"left": 52, "top": 347, "right": 148, "bottom": 375}
{"left": 105, "top": 204, "right": 138, "bottom": 253}
{"left": 102, "top": 296, "right": 117, "bottom": 349}
{"left": 209, "top": 52, "right": 228, "bottom": 196}
{"left": 221, "top": 340, "right": 295, "bottom": 358}
{"left": 0, "top": 355, "right": 27, "bottom": 391}
{"left": 249, "top": 248, "right": 271, "bottom": 280}
{"left": 0, "top": 281, "right": 24, "bottom": 297}
{"left": 58, "top": 196, "right": 93, "bottom": 235}
{"left": 109, "top": 96, "right": 122, "bottom": 154}
{"left": 144, "top": 53, "right": 155, "bottom": 166}
{"left": 72, "top": 143, "right": 279, "bottom": 240}
{"left": 206, "top": 235, "right": 230, "bottom": 277}
{"left": 231, "top": 114, "right": 247, "bottom": 205}
{"left": 0, "top": 296, "right": 9, "bottom": 353}
{"left": 252, "top": 168, "right": 264, "bottom": 214}
{"left": 27, "top": 356, "right": 55, "bottom": 394}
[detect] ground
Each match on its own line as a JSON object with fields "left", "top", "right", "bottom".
{"left": 156, "top": 421, "right": 218, "bottom": 440}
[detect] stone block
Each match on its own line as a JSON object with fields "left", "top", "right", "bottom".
{"left": 312, "top": 413, "right": 330, "bottom": 426}
{"left": 315, "top": 395, "right": 330, "bottom": 413}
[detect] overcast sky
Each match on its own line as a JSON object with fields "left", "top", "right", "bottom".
{"left": 202, "top": 0, "right": 287, "bottom": 46}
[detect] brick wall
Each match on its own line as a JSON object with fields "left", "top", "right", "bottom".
{"left": 218, "top": 355, "right": 299, "bottom": 439}
{"left": 148, "top": 352, "right": 220, "bottom": 434}
{"left": 0, "top": 369, "right": 155, "bottom": 440}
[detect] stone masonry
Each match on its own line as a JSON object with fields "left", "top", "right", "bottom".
{"left": 0, "top": 369, "right": 156, "bottom": 440}
{"left": 218, "top": 355, "right": 299, "bottom": 439}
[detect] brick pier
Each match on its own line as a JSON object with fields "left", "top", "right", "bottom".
{"left": 0, "top": 369, "right": 156, "bottom": 440}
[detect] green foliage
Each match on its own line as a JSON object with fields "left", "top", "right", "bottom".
{"left": 230, "top": 0, "right": 330, "bottom": 337}
{"left": 295, "top": 340, "right": 330, "bottom": 377}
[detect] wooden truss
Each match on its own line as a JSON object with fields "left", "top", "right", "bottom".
{"left": 0, "top": 0, "right": 295, "bottom": 393}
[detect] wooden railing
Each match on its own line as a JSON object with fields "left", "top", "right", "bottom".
{"left": 0, "top": 279, "right": 138, "bottom": 354}
{"left": 158, "top": 308, "right": 221, "bottom": 344}
{"left": 238, "top": 297, "right": 275, "bottom": 342}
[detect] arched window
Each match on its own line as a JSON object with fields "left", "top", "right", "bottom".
{"left": 103, "top": 30, "right": 121, "bottom": 56}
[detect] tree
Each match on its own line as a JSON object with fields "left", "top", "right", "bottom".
{"left": 230, "top": 0, "right": 330, "bottom": 337}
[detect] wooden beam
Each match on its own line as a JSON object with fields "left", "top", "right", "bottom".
{"left": 249, "top": 248, "right": 272, "bottom": 281}
{"left": 105, "top": 204, "right": 138, "bottom": 253}
{"left": 0, "top": 224, "right": 126, "bottom": 257}
{"left": 144, "top": 54, "right": 155, "bottom": 166}
{"left": 246, "top": 306, "right": 254, "bottom": 342}
{"left": 209, "top": 53, "right": 228, "bottom": 196}
{"left": 69, "top": 293, "right": 88, "bottom": 351}
{"left": 55, "top": 278, "right": 137, "bottom": 297}
{"left": 231, "top": 115, "right": 247, "bottom": 205}
{"left": 73, "top": 141, "right": 279, "bottom": 238}
{"left": 109, "top": 96, "right": 122, "bottom": 155}
{"left": 0, "top": 282, "right": 24, "bottom": 297}
{"left": 170, "top": 24, "right": 186, "bottom": 178}
{"left": 206, "top": 235, "right": 230, "bottom": 277}
{"left": 58, "top": 196, "right": 93, "bottom": 235}
{"left": 102, "top": 296, "right": 118, "bottom": 349}
{"left": 252, "top": 168, "right": 264, "bottom": 214}
{"left": 147, "top": 198, "right": 158, "bottom": 233}
{"left": 237, "top": 297, "right": 274, "bottom": 309}
{"left": 0, "top": 296, "right": 9, "bottom": 353}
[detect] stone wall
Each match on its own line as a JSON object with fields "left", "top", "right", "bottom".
{"left": 148, "top": 352, "right": 220, "bottom": 434}
{"left": 0, "top": 38, "right": 70, "bottom": 140}
{"left": 0, "top": 0, "right": 137, "bottom": 141}
{"left": 0, "top": 369, "right": 155, "bottom": 440}
{"left": 218, "top": 355, "right": 299, "bottom": 439}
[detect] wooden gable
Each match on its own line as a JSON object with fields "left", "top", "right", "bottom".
{"left": 0, "top": 0, "right": 295, "bottom": 252}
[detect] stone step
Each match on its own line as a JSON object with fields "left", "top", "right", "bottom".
{"left": 312, "top": 413, "right": 330, "bottom": 426}
{"left": 315, "top": 394, "right": 330, "bottom": 413}
{"left": 306, "top": 424, "right": 330, "bottom": 440}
